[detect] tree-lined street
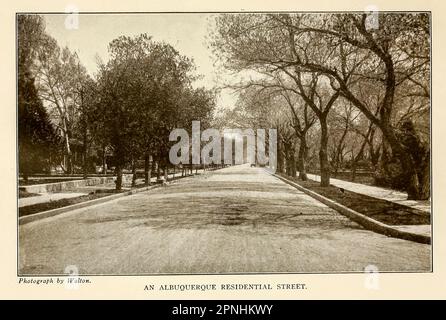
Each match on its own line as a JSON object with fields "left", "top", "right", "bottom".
{"left": 19, "top": 165, "right": 430, "bottom": 275}
{"left": 18, "top": 13, "right": 431, "bottom": 276}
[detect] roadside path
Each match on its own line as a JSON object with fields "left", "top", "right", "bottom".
{"left": 304, "top": 172, "right": 430, "bottom": 213}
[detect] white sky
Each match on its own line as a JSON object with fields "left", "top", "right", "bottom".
{"left": 43, "top": 13, "right": 238, "bottom": 111}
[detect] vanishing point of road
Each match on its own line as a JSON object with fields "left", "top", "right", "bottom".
{"left": 19, "top": 164, "right": 431, "bottom": 275}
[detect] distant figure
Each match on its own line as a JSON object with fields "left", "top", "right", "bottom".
{"left": 250, "top": 163, "right": 256, "bottom": 167}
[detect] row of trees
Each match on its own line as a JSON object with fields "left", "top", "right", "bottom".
{"left": 210, "top": 13, "right": 430, "bottom": 200}
{"left": 18, "top": 15, "right": 216, "bottom": 190}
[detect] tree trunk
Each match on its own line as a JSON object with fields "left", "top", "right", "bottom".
{"left": 351, "top": 150, "right": 360, "bottom": 182}
{"left": 407, "top": 148, "right": 430, "bottom": 200}
{"left": 290, "top": 142, "right": 297, "bottom": 177}
{"left": 351, "top": 136, "right": 367, "bottom": 182}
{"left": 66, "top": 153, "right": 73, "bottom": 174}
{"left": 333, "top": 124, "right": 349, "bottom": 175}
{"left": 22, "top": 171, "right": 29, "bottom": 182}
{"left": 115, "top": 166, "right": 123, "bottom": 191}
{"left": 370, "top": 146, "right": 381, "bottom": 170}
{"left": 151, "top": 158, "right": 156, "bottom": 180}
{"left": 277, "top": 139, "right": 284, "bottom": 173}
{"left": 418, "top": 151, "right": 430, "bottom": 200}
{"left": 62, "top": 120, "right": 73, "bottom": 175}
{"left": 279, "top": 146, "right": 286, "bottom": 174}
{"left": 297, "top": 137, "right": 308, "bottom": 181}
{"left": 283, "top": 142, "right": 291, "bottom": 176}
{"left": 131, "top": 159, "right": 137, "bottom": 187}
{"left": 82, "top": 129, "right": 88, "bottom": 179}
{"left": 156, "top": 161, "right": 160, "bottom": 180}
{"left": 380, "top": 124, "right": 423, "bottom": 200}
{"left": 319, "top": 116, "right": 330, "bottom": 187}
{"left": 144, "top": 154, "right": 151, "bottom": 186}
{"left": 101, "top": 147, "right": 106, "bottom": 175}
{"left": 164, "top": 165, "right": 168, "bottom": 182}
{"left": 351, "top": 158, "right": 357, "bottom": 182}
{"left": 405, "top": 166, "right": 423, "bottom": 200}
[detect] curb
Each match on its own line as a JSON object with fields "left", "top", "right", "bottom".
{"left": 18, "top": 173, "right": 199, "bottom": 225}
{"left": 19, "top": 168, "right": 226, "bottom": 225}
{"left": 272, "top": 174, "right": 431, "bottom": 245}
{"left": 19, "top": 184, "right": 162, "bottom": 225}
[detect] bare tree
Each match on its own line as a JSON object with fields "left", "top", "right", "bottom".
{"left": 211, "top": 12, "right": 430, "bottom": 199}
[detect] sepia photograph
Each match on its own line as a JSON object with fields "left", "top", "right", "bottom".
{"left": 17, "top": 11, "right": 431, "bottom": 276}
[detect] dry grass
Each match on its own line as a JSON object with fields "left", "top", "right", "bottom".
{"left": 281, "top": 174, "right": 430, "bottom": 225}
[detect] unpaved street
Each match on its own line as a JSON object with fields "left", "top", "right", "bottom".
{"left": 19, "top": 165, "right": 431, "bottom": 274}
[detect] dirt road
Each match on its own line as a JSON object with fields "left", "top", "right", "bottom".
{"left": 19, "top": 164, "right": 431, "bottom": 274}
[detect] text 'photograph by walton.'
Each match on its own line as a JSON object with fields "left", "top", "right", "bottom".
{"left": 17, "top": 12, "right": 431, "bottom": 275}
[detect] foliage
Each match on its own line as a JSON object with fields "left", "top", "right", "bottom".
{"left": 210, "top": 13, "right": 430, "bottom": 199}
{"left": 18, "top": 15, "right": 61, "bottom": 177}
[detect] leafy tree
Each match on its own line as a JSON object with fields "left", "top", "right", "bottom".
{"left": 19, "top": 72, "right": 60, "bottom": 179}
{"left": 35, "top": 34, "right": 90, "bottom": 174}
{"left": 18, "top": 15, "right": 60, "bottom": 179}
{"left": 95, "top": 34, "right": 211, "bottom": 190}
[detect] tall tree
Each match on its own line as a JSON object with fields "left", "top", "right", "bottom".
{"left": 277, "top": 13, "right": 430, "bottom": 199}
{"left": 95, "top": 34, "right": 208, "bottom": 190}
{"left": 35, "top": 35, "right": 90, "bottom": 174}
{"left": 18, "top": 15, "right": 60, "bottom": 179}
{"left": 210, "top": 13, "right": 430, "bottom": 199}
